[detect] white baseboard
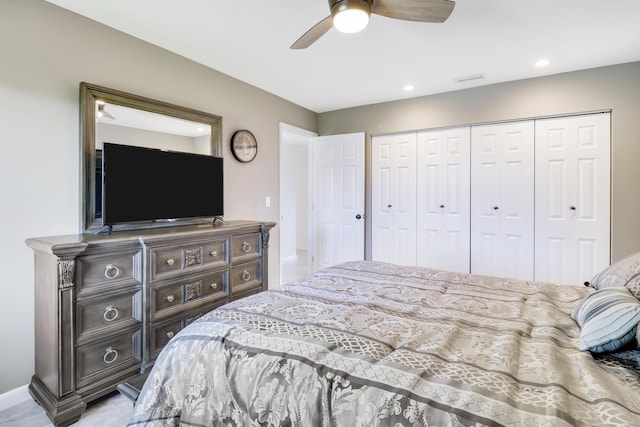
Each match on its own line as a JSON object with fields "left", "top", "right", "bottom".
{"left": 0, "top": 384, "right": 30, "bottom": 412}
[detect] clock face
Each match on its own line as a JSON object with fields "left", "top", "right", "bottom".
{"left": 231, "top": 130, "right": 257, "bottom": 163}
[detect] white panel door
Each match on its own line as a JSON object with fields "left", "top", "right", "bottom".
{"left": 471, "top": 121, "right": 535, "bottom": 280}
{"left": 312, "top": 132, "right": 365, "bottom": 272}
{"left": 535, "top": 113, "right": 610, "bottom": 285}
{"left": 416, "top": 127, "right": 470, "bottom": 273}
{"left": 371, "top": 133, "right": 417, "bottom": 265}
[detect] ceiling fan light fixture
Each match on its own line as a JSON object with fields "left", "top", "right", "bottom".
{"left": 331, "top": 0, "right": 371, "bottom": 34}
{"left": 97, "top": 102, "right": 115, "bottom": 120}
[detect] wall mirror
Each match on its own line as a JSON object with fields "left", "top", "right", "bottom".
{"left": 80, "top": 82, "right": 223, "bottom": 233}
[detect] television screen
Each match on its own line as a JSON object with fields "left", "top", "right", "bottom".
{"left": 102, "top": 143, "right": 223, "bottom": 225}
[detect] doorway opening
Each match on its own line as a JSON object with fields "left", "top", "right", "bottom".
{"left": 279, "top": 123, "right": 316, "bottom": 285}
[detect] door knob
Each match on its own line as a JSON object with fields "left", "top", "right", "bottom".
{"left": 355, "top": 214, "right": 362, "bottom": 219}
{"left": 570, "top": 206, "right": 576, "bottom": 211}
{"left": 440, "top": 205, "right": 445, "bottom": 209}
{"left": 493, "top": 206, "right": 499, "bottom": 210}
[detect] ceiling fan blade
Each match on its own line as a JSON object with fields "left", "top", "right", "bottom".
{"left": 372, "top": 0, "right": 455, "bottom": 23}
{"left": 291, "top": 15, "right": 333, "bottom": 49}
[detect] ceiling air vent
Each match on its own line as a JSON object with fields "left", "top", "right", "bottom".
{"left": 454, "top": 73, "right": 485, "bottom": 84}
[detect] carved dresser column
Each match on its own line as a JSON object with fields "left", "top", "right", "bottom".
{"left": 25, "top": 238, "right": 89, "bottom": 427}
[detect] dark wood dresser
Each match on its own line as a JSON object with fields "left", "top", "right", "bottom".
{"left": 25, "top": 220, "right": 275, "bottom": 426}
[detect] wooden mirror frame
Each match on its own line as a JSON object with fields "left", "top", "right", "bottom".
{"left": 80, "top": 82, "right": 223, "bottom": 233}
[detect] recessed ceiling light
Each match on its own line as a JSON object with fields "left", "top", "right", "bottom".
{"left": 535, "top": 59, "right": 550, "bottom": 68}
{"left": 403, "top": 84, "right": 415, "bottom": 91}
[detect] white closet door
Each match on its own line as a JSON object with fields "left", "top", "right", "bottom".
{"left": 416, "top": 127, "right": 470, "bottom": 273}
{"left": 535, "top": 113, "right": 610, "bottom": 285}
{"left": 371, "top": 133, "right": 417, "bottom": 265}
{"left": 471, "top": 121, "right": 535, "bottom": 280}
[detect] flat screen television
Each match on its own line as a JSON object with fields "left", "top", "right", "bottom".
{"left": 102, "top": 142, "right": 223, "bottom": 226}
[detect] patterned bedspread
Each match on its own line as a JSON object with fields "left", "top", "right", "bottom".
{"left": 129, "top": 261, "right": 640, "bottom": 426}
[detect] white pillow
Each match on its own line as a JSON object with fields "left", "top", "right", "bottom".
{"left": 590, "top": 252, "right": 640, "bottom": 300}
{"left": 572, "top": 287, "right": 640, "bottom": 353}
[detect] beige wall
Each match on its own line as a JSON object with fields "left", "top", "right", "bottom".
{"left": 0, "top": 0, "right": 316, "bottom": 394}
{"left": 318, "top": 61, "right": 640, "bottom": 263}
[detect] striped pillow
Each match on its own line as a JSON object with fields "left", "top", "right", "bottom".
{"left": 572, "top": 287, "right": 640, "bottom": 353}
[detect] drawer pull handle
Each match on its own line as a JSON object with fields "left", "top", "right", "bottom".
{"left": 104, "top": 264, "right": 120, "bottom": 279}
{"left": 210, "top": 282, "right": 218, "bottom": 290}
{"left": 242, "top": 242, "right": 251, "bottom": 253}
{"left": 165, "top": 295, "right": 175, "bottom": 303}
{"left": 103, "top": 305, "right": 119, "bottom": 322}
{"left": 166, "top": 331, "right": 175, "bottom": 339}
{"left": 103, "top": 347, "right": 118, "bottom": 364}
{"left": 210, "top": 250, "right": 217, "bottom": 257}
{"left": 242, "top": 270, "right": 251, "bottom": 282}
{"left": 166, "top": 258, "right": 175, "bottom": 266}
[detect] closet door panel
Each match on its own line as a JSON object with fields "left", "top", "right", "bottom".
{"left": 371, "top": 165, "right": 393, "bottom": 262}
{"left": 394, "top": 137, "right": 417, "bottom": 265}
{"left": 577, "top": 159, "right": 597, "bottom": 220}
{"left": 545, "top": 159, "right": 569, "bottom": 220}
{"left": 371, "top": 133, "right": 417, "bottom": 265}
{"left": 424, "top": 165, "right": 441, "bottom": 215}
{"left": 371, "top": 137, "right": 394, "bottom": 263}
{"left": 417, "top": 127, "right": 470, "bottom": 273}
{"left": 397, "top": 165, "right": 414, "bottom": 217}
{"left": 499, "top": 124, "right": 534, "bottom": 275}
{"left": 544, "top": 237, "right": 569, "bottom": 282}
{"left": 417, "top": 161, "right": 442, "bottom": 267}
{"left": 471, "top": 121, "right": 534, "bottom": 280}
{"left": 444, "top": 145, "right": 468, "bottom": 228}
{"left": 439, "top": 129, "right": 470, "bottom": 274}
{"left": 535, "top": 113, "right": 610, "bottom": 285}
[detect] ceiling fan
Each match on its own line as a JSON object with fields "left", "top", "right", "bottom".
{"left": 291, "top": 0, "right": 455, "bottom": 49}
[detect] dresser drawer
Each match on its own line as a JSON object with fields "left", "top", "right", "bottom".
{"left": 76, "top": 250, "right": 142, "bottom": 295}
{"left": 152, "top": 282, "right": 183, "bottom": 312}
{"left": 231, "top": 286, "right": 263, "bottom": 302}
{"left": 150, "top": 269, "right": 229, "bottom": 319}
{"left": 149, "top": 304, "right": 224, "bottom": 359}
{"left": 231, "top": 259, "right": 262, "bottom": 297}
{"left": 150, "top": 319, "right": 182, "bottom": 358}
{"left": 75, "top": 328, "right": 142, "bottom": 389}
{"left": 201, "top": 239, "right": 229, "bottom": 267}
{"left": 76, "top": 289, "right": 142, "bottom": 342}
{"left": 150, "top": 238, "right": 229, "bottom": 282}
{"left": 231, "top": 233, "right": 262, "bottom": 263}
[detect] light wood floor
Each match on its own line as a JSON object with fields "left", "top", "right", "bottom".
{"left": 0, "top": 391, "right": 132, "bottom": 427}
{"left": 281, "top": 249, "right": 310, "bottom": 284}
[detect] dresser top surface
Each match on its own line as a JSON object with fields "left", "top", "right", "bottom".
{"left": 26, "top": 220, "right": 276, "bottom": 255}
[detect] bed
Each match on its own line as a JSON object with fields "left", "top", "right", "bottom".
{"left": 128, "top": 260, "right": 640, "bottom": 426}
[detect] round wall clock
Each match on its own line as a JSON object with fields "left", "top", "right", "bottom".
{"left": 231, "top": 129, "right": 258, "bottom": 163}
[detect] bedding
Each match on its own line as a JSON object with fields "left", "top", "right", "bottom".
{"left": 129, "top": 261, "right": 640, "bottom": 426}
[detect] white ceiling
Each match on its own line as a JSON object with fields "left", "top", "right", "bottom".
{"left": 47, "top": 0, "right": 640, "bottom": 113}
